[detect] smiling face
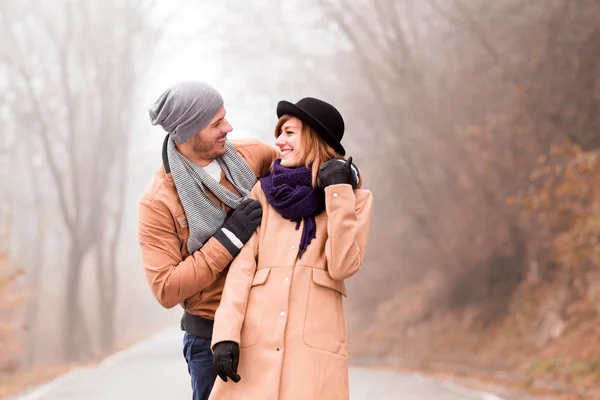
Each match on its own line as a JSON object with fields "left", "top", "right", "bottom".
{"left": 275, "top": 116, "right": 304, "bottom": 167}
{"left": 273, "top": 114, "right": 344, "bottom": 186}
{"left": 177, "top": 106, "right": 232, "bottom": 166}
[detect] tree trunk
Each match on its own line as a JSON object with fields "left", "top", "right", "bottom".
{"left": 24, "top": 153, "right": 46, "bottom": 368}
{"left": 63, "top": 244, "right": 89, "bottom": 362}
{"left": 96, "top": 246, "right": 116, "bottom": 353}
{"left": 96, "top": 129, "right": 128, "bottom": 353}
{"left": 24, "top": 227, "right": 44, "bottom": 367}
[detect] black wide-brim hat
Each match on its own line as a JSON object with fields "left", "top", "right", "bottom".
{"left": 276, "top": 97, "right": 346, "bottom": 156}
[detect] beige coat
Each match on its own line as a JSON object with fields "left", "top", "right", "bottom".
{"left": 209, "top": 181, "right": 373, "bottom": 400}
{"left": 137, "top": 139, "right": 277, "bottom": 317}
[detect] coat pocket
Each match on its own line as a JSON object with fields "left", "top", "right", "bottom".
{"left": 183, "top": 291, "right": 203, "bottom": 311}
{"left": 303, "top": 269, "right": 347, "bottom": 355}
{"left": 240, "top": 268, "right": 271, "bottom": 348}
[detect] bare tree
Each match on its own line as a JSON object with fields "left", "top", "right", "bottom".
{"left": 0, "top": 0, "right": 159, "bottom": 361}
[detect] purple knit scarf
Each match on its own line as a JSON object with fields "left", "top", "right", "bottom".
{"left": 260, "top": 159, "right": 325, "bottom": 259}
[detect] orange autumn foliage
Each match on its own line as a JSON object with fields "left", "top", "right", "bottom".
{"left": 516, "top": 144, "right": 600, "bottom": 273}
{"left": 0, "top": 253, "right": 25, "bottom": 380}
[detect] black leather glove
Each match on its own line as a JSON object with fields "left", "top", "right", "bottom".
{"left": 214, "top": 198, "right": 262, "bottom": 257}
{"left": 318, "top": 157, "right": 359, "bottom": 188}
{"left": 213, "top": 341, "right": 241, "bottom": 383}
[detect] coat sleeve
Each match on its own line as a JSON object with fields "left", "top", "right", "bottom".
{"left": 324, "top": 184, "right": 374, "bottom": 281}
{"left": 137, "top": 198, "right": 233, "bottom": 309}
{"left": 210, "top": 184, "right": 263, "bottom": 349}
{"left": 233, "top": 139, "right": 280, "bottom": 177}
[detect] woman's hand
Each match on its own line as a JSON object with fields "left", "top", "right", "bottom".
{"left": 213, "top": 340, "right": 241, "bottom": 383}
{"left": 318, "top": 157, "right": 359, "bottom": 188}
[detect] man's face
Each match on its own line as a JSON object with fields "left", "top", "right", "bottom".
{"left": 189, "top": 107, "right": 232, "bottom": 161}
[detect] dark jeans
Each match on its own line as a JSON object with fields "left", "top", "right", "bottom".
{"left": 183, "top": 332, "right": 217, "bottom": 400}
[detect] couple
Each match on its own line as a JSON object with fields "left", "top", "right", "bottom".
{"left": 138, "top": 81, "right": 373, "bottom": 400}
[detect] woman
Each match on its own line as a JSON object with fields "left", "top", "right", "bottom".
{"left": 209, "top": 97, "right": 373, "bottom": 400}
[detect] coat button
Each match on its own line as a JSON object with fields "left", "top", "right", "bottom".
{"left": 333, "top": 192, "right": 338, "bottom": 197}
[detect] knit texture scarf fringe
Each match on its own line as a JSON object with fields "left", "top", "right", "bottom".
{"left": 168, "top": 138, "right": 257, "bottom": 254}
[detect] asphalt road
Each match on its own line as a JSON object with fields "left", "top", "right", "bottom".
{"left": 11, "top": 328, "right": 507, "bottom": 400}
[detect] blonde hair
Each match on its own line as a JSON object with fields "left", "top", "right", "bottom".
{"left": 274, "top": 115, "right": 344, "bottom": 187}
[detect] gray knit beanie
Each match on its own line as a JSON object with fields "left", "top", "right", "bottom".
{"left": 149, "top": 81, "right": 224, "bottom": 144}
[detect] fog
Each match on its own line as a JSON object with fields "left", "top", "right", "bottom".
{"left": 2, "top": 0, "right": 600, "bottom": 396}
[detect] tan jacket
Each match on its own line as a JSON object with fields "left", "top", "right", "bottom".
{"left": 137, "top": 138, "right": 278, "bottom": 319}
{"left": 210, "top": 181, "right": 374, "bottom": 400}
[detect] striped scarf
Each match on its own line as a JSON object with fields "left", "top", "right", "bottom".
{"left": 167, "top": 137, "right": 257, "bottom": 254}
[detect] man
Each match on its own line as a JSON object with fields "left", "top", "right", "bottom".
{"left": 137, "top": 81, "right": 278, "bottom": 400}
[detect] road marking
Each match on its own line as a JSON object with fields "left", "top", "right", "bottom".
{"left": 12, "top": 369, "right": 87, "bottom": 400}
{"left": 442, "top": 380, "right": 505, "bottom": 400}
{"left": 99, "top": 329, "right": 178, "bottom": 368}
{"left": 481, "top": 394, "right": 504, "bottom": 400}
{"left": 14, "top": 327, "right": 508, "bottom": 400}
{"left": 14, "top": 329, "right": 178, "bottom": 400}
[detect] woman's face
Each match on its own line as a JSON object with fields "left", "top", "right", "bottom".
{"left": 275, "top": 117, "right": 304, "bottom": 167}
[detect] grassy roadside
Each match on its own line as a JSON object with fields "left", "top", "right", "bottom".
{"left": 0, "top": 366, "right": 74, "bottom": 399}
{"left": 351, "top": 357, "right": 600, "bottom": 400}
{"left": 0, "top": 330, "right": 164, "bottom": 399}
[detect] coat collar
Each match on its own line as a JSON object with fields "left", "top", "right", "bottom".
{"left": 162, "top": 134, "right": 171, "bottom": 174}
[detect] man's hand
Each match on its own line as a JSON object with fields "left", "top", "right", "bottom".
{"left": 214, "top": 198, "right": 262, "bottom": 256}
{"left": 213, "top": 341, "right": 241, "bottom": 383}
{"left": 318, "top": 157, "right": 359, "bottom": 188}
